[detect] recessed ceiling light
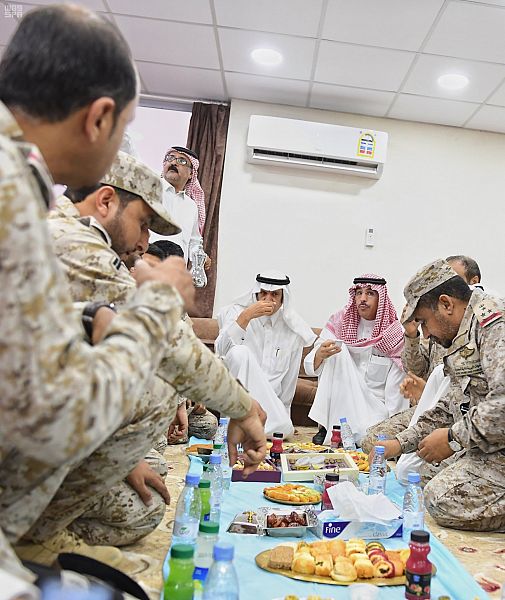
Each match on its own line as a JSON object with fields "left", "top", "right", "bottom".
{"left": 251, "top": 48, "right": 283, "bottom": 66}
{"left": 437, "top": 73, "right": 469, "bottom": 91}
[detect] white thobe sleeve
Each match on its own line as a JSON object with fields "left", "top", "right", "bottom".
{"left": 384, "top": 361, "right": 409, "bottom": 417}
{"left": 304, "top": 327, "right": 336, "bottom": 377}
{"left": 215, "top": 305, "right": 246, "bottom": 356}
{"left": 188, "top": 207, "right": 202, "bottom": 260}
{"left": 279, "top": 344, "right": 303, "bottom": 407}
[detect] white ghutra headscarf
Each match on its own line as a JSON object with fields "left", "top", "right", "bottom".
{"left": 230, "top": 270, "right": 316, "bottom": 346}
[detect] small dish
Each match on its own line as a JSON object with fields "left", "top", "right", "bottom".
{"left": 257, "top": 506, "right": 318, "bottom": 538}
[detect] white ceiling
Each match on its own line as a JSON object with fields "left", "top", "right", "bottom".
{"left": 3, "top": 0, "right": 505, "bottom": 132}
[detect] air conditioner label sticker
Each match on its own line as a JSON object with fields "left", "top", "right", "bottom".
{"left": 357, "top": 132, "right": 375, "bottom": 158}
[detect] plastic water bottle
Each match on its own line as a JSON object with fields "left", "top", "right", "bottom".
{"left": 214, "top": 417, "right": 229, "bottom": 445}
{"left": 172, "top": 473, "right": 202, "bottom": 546}
{"left": 402, "top": 472, "right": 425, "bottom": 543}
{"left": 340, "top": 417, "right": 357, "bottom": 451}
{"left": 368, "top": 445, "right": 387, "bottom": 495}
{"left": 193, "top": 521, "right": 220, "bottom": 599}
{"left": 377, "top": 433, "right": 387, "bottom": 442}
{"left": 221, "top": 435, "right": 232, "bottom": 490}
{"left": 202, "top": 542, "right": 239, "bottom": 600}
{"left": 207, "top": 454, "right": 224, "bottom": 523}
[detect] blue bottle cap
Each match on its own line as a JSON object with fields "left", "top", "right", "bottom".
{"left": 377, "top": 433, "right": 387, "bottom": 441}
{"left": 374, "top": 445, "right": 385, "bottom": 454}
{"left": 339, "top": 417, "right": 347, "bottom": 423}
{"left": 408, "top": 472, "right": 421, "bottom": 483}
{"left": 185, "top": 473, "right": 200, "bottom": 485}
{"left": 213, "top": 542, "right": 234, "bottom": 561}
{"left": 210, "top": 454, "right": 222, "bottom": 464}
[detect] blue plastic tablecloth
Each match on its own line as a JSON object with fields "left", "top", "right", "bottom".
{"left": 162, "top": 439, "right": 487, "bottom": 600}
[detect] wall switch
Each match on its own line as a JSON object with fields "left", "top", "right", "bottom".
{"left": 365, "top": 226, "right": 375, "bottom": 247}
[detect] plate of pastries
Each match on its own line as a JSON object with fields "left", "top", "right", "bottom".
{"left": 256, "top": 538, "right": 416, "bottom": 586}
{"left": 263, "top": 484, "right": 322, "bottom": 505}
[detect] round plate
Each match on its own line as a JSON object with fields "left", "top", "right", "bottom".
{"left": 256, "top": 549, "right": 406, "bottom": 587}
{"left": 263, "top": 491, "right": 321, "bottom": 506}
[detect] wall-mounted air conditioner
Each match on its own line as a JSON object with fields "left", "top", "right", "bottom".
{"left": 246, "top": 115, "right": 388, "bottom": 179}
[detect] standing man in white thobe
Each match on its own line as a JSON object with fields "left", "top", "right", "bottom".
{"left": 307, "top": 274, "right": 408, "bottom": 445}
{"left": 150, "top": 146, "right": 210, "bottom": 268}
{"left": 216, "top": 271, "right": 316, "bottom": 437}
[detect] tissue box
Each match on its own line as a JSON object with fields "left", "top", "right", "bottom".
{"left": 312, "top": 510, "right": 403, "bottom": 540}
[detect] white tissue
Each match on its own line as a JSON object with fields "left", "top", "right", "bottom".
{"left": 327, "top": 481, "right": 401, "bottom": 524}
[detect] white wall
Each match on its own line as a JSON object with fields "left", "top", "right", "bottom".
{"left": 127, "top": 106, "right": 191, "bottom": 175}
{"left": 214, "top": 99, "right": 504, "bottom": 325}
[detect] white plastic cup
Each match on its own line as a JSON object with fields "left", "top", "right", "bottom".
{"left": 349, "top": 582, "right": 379, "bottom": 600}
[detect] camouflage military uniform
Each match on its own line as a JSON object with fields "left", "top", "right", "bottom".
{"left": 38, "top": 181, "right": 253, "bottom": 545}
{"left": 361, "top": 407, "right": 416, "bottom": 454}
{"left": 401, "top": 334, "right": 446, "bottom": 379}
{"left": 0, "top": 103, "right": 184, "bottom": 577}
{"left": 397, "top": 285, "right": 505, "bottom": 531}
{"left": 188, "top": 405, "right": 218, "bottom": 440}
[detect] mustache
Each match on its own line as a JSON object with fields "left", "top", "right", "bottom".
{"left": 167, "top": 165, "right": 178, "bottom": 173}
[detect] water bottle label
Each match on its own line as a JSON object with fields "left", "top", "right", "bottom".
{"left": 403, "top": 511, "right": 424, "bottom": 531}
{"left": 369, "top": 476, "right": 386, "bottom": 495}
{"left": 202, "top": 513, "right": 210, "bottom": 522}
{"left": 173, "top": 519, "right": 198, "bottom": 539}
{"left": 193, "top": 566, "right": 209, "bottom": 582}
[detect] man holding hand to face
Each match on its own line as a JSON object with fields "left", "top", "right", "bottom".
{"left": 216, "top": 271, "right": 316, "bottom": 437}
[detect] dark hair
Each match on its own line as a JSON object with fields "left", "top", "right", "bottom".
{"left": 153, "top": 240, "right": 184, "bottom": 259}
{"left": 446, "top": 255, "right": 481, "bottom": 283}
{"left": 417, "top": 276, "right": 472, "bottom": 312}
{"left": 66, "top": 184, "right": 141, "bottom": 207}
{"left": 0, "top": 5, "right": 136, "bottom": 123}
{"left": 145, "top": 244, "right": 165, "bottom": 261}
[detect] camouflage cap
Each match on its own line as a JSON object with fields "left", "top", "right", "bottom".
{"left": 402, "top": 259, "right": 459, "bottom": 324}
{"left": 101, "top": 151, "right": 181, "bottom": 236}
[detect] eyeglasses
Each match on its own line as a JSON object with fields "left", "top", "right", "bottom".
{"left": 164, "top": 154, "right": 190, "bottom": 167}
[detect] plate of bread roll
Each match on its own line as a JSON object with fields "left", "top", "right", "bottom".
{"left": 263, "top": 484, "right": 322, "bottom": 505}
{"left": 256, "top": 538, "right": 428, "bottom": 586}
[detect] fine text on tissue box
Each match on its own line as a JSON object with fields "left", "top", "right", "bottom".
{"left": 312, "top": 510, "right": 403, "bottom": 540}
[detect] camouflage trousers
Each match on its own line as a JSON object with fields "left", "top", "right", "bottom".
{"left": 2, "top": 379, "right": 177, "bottom": 547}
{"left": 68, "top": 448, "right": 168, "bottom": 546}
{"left": 425, "top": 455, "right": 505, "bottom": 532}
{"left": 361, "top": 407, "right": 416, "bottom": 453}
{"left": 188, "top": 407, "right": 218, "bottom": 440}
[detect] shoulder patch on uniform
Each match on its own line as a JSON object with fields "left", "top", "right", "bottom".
{"left": 474, "top": 296, "right": 503, "bottom": 328}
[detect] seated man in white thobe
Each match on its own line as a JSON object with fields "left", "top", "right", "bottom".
{"left": 307, "top": 274, "right": 408, "bottom": 445}
{"left": 150, "top": 146, "right": 210, "bottom": 268}
{"left": 216, "top": 271, "right": 316, "bottom": 438}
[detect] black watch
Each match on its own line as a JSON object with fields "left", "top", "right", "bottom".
{"left": 448, "top": 428, "right": 463, "bottom": 453}
{"left": 82, "top": 301, "right": 116, "bottom": 341}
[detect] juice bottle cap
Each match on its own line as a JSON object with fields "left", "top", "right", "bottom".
{"left": 199, "top": 521, "right": 219, "bottom": 534}
{"left": 171, "top": 544, "right": 194, "bottom": 559}
{"left": 411, "top": 530, "right": 430, "bottom": 543}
